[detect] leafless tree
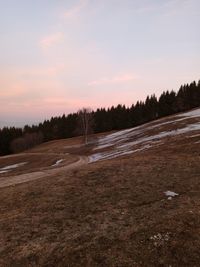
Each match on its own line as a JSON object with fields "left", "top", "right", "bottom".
{"left": 10, "top": 132, "right": 44, "bottom": 153}
{"left": 10, "top": 137, "right": 26, "bottom": 153}
{"left": 77, "top": 108, "right": 94, "bottom": 145}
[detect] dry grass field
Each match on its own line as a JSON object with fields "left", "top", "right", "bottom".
{"left": 0, "top": 109, "right": 200, "bottom": 266}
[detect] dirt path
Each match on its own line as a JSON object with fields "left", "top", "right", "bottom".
{"left": 0, "top": 156, "right": 88, "bottom": 188}
{"left": 0, "top": 152, "right": 69, "bottom": 159}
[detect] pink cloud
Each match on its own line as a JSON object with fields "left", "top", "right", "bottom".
{"left": 64, "top": 0, "right": 88, "bottom": 19}
{"left": 88, "top": 73, "right": 137, "bottom": 86}
{"left": 0, "top": 67, "right": 65, "bottom": 108}
{"left": 0, "top": 71, "right": 28, "bottom": 99}
{"left": 0, "top": 85, "right": 26, "bottom": 98}
{"left": 39, "top": 32, "right": 64, "bottom": 49}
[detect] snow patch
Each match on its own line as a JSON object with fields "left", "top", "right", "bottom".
{"left": 94, "top": 143, "right": 114, "bottom": 150}
{"left": 148, "top": 118, "right": 185, "bottom": 130}
{"left": 52, "top": 159, "right": 64, "bottom": 166}
{"left": 176, "top": 108, "right": 200, "bottom": 118}
{"left": 164, "top": 190, "right": 179, "bottom": 200}
{"left": 89, "top": 108, "right": 200, "bottom": 163}
{"left": 0, "top": 170, "right": 9, "bottom": 174}
{"left": 0, "top": 162, "right": 27, "bottom": 171}
{"left": 89, "top": 150, "right": 134, "bottom": 163}
{"left": 188, "top": 133, "right": 200, "bottom": 138}
{"left": 118, "top": 123, "right": 200, "bottom": 151}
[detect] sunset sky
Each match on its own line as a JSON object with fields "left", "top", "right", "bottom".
{"left": 0, "top": 0, "right": 199, "bottom": 127}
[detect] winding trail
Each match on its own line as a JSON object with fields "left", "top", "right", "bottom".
{"left": 0, "top": 152, "right": 68, "bottom": 159}
{"left": 0, "top": 156, "right": 88, "bottom": 188}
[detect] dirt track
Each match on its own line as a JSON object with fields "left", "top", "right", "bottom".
{"left": 0, "top": 155, "right": 88, "bottom": 188}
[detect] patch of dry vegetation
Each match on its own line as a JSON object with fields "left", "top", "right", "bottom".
{"left": 0, "top": 134, "right": 200, "bottom": 266}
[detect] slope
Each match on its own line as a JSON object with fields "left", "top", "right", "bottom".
{"left": 0, "top": 108, "right": 200, "bottom": 266}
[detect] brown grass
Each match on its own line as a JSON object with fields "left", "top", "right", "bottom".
{"left": 0, "top": 134, "right": 200, "bottom": 266}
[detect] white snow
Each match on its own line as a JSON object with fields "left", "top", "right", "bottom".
{"left": 147, "top": 117, "right": 185, "bottom": 130}
{"left": 118, "top": 122, "right": 200, "bottom": 150}
{"left": 148, "top": 108, "right": 200, "bottom": 130}
{"left": 94, "top": 127, "right": 135, "bottom": 150}
{"left": 0, "top": 170, "right": 9, "bottom": 174}
{"left": 89, "top": 108, "right": 200, "bottom": 163}
{"left": 94, "top": 143, "right": 114, "bottom": 150}
{"left": 188, "top": 133, "right": 200, "bottom": 138}
{"left": 88, "top": 143, "right": 155, "bottom": 163}
{"left": 164, "top": 191, "right": 179, "bottom": 200}
{"left": 176, "top": 108, "right": 200, "bottom": 118}
{"left": 52, "top": 159, "right": 64, "bottom": 166}
{"left": 0, "top": 162, "right": 27, "bottom": 171}
{"left": 89, "top": 150, "right": 134, "bottom": 163}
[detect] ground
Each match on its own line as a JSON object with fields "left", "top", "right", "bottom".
{"left": 0, "top": 109, "right": 200, "bottom": 266}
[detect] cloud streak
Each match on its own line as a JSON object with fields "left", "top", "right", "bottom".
{"left": 88, "top": 73, "right": 137, "bottom": 86}
{"left": 39, "top": 32, "right": 64, "bottom": 49}
{"left": 64, "top": 0, "right": 89, "bottom": 19}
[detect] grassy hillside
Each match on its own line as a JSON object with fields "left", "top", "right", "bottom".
{"left": 0, "top": 108, "right": 200, "bottom": 266}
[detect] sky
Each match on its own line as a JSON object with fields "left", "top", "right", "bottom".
{"left": 0, "top": 0, "right": 199, "bottom": 127}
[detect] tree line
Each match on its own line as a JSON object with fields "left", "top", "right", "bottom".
{"left": 0, "top": 80, "right": 200, "bottom": 156}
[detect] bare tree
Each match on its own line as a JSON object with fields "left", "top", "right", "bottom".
{"left": 10, "top": 132, "right": 44, "bottom": 153}
{"left": 77, "top": 108, "right": 94, "bottom": 145}
{"left": 10, "top": 137, "right": 26, "bottom": 153}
